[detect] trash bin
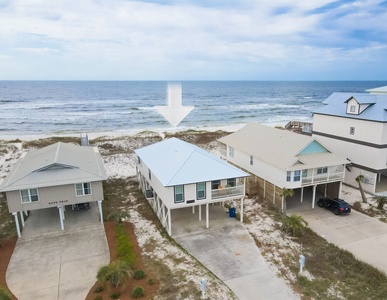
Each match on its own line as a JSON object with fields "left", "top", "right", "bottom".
{"left": 229, "top": 207, "right": 236, "bottom": 218}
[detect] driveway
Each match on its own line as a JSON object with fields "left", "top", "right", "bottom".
{"left": 6, "top": 203, "right": 110, "bottom": 300}
{"left": 173, "top": 206, "right": 299, "bottom": 300}
{"left": 288, "top": 200, "right": 387, "bottom": 274}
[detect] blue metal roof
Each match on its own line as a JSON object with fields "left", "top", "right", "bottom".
{"left": 135, "top": 138, "right": 249, "bottom": 186}
{"left": 315, "top": 92, "right": 387, "bottom": 122}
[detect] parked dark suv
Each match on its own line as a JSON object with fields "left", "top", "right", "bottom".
{"left": 317, "top": 197, "right": 351, "bottom": 215}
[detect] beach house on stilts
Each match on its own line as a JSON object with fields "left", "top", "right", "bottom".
{"left": 218, "top": 123, "right": 348, "bottom": 210}
{"left": 134, "top": 138, "right": 249, "bottom": 236}
{"left": 0, "top": 142, "right": 107, "bottom": 237}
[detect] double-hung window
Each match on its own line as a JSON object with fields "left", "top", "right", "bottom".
{"left": 76, "top": 182, "right": 92, "bottom": 196}
{"left": 174, "top": 185, "right": 184, "bottom": 203}
{"left": 286, "top": 171, "right": 291, "bottom": 182}
{"left": 197, "top": 182, "right": 206, "bottom": 200}
{"left": 317, "top": 167, "right": 328, "bottom": 174}
{"left": 229, "top": 147, "right": 234, "bottom": 158}
{"left": 20, "top": 189, "right": 39, "bottom": 203}
{"left": 227, "top": 178, "right": 236, "bottom": 187}
{"left": 294, "top": 170, "right": 301, "bottom": 182}
{"left": 211, "top": 180, "right": 221, "bottom": 190}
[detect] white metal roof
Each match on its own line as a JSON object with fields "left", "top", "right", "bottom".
{"left": 366, "top": 86, "right": 387, "bottom": 94}
{"left": 0, "top": 142, "right": 108, "bottom": 192}
{"left": 134, "top": 138, "right": 249, "bottom": 186}
{"left": 218, "top": 123, "right": 348, "bottom": 170}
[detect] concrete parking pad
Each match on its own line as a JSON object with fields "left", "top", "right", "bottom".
{"left": 288, "top": 200, "right": 387, "bottom": 274}
{"left": 173, "top": 206, "right": 299, "bottom": 300}
{"left": 6, "top": 203, "right": 110, "bottom": 300}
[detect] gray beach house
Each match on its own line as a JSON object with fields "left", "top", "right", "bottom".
{"left": 0, "top": 142, "right": 107, "bottom": 237}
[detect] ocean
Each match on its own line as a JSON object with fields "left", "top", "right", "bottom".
{"left": 0, "top": 81, "right": 386, "bottom": 139}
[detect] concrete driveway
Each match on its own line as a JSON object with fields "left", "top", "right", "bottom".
{"left": 288, "top": 200, "right": 387, "bottom": 274}
{"left": 6, "top": 203, "right": 110, "bottom": 300}
{"left": 173, "top": 206, "right": 299, "bottom": 300}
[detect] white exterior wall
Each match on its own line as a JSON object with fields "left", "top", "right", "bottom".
{"left": 227, "top": 147, "right": 301, "bottom": 189}
{"left": 344, "top": 166, "right": 377, "bottom": 194}
{"left": 313, "top": 114, "right": 385, "bottom": 144}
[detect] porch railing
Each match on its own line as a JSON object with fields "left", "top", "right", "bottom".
{"left": 301, "top": 172, "right": 344, "bottom": 186}
{"left": 211, "top": 183, "right": 244, "bottom": 199}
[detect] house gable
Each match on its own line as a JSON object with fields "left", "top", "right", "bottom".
{"left": 298, "top": 141, "right": 329, "bottom": 155}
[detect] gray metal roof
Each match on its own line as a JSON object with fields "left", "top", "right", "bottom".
{"left": 218, "top": 123, "right": 347, "bottom": 170}
{"left": 134, "top": 138, "right": 249, "bottom": 186}
{"left": 0, "top": 142, "right": 107, "bottom": 192}
{"left": 315, "top": 92, "right": 387, "bottom": 122}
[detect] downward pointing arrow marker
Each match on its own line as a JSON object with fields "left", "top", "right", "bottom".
{"left": 155, "top": 82, "right": 194, "bottom": 127}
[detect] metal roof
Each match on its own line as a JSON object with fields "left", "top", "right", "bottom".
{"left": 316, "top": 92, "right": 387, "bottom": 122}
{"left": 134, "top": 138, "right": 249, "bottom": 186}
{"left": 0, "top": 142, "right": 107, "bottom": 192}
{"left": 366, "top": 86, "right": 387, "bottom": 94}
{"left": 218, "top": 123, "right": 348, "bottom": 170}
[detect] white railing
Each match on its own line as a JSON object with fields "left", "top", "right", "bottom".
{"left": 211, "top": 184, "right": 244, "bottom": 199}
{"left": 219, "top": 148, "right": 227, "bottom": 157}
{"left": 301, "top": 172, "right": 344, "bottom": 186}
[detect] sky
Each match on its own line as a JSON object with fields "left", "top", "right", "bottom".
{"left": 0, "top": 0, "right": 386, "bottom": 80}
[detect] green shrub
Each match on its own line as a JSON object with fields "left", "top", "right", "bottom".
{"left": 94, "top": 286, "right": 104, "bottom": 293}
{"left": 94, "top": 296, "right": 102, "bottom": 300}
{"left": 131, "top": 286, "right": 144, "bottom": 298}
{"left": 281, "top": 214, "right": 308, "bottom": 237}
{"left": 110, "top": 292, "right": 120, "bottom": 299}
{"left": 133, "top": 269, "right": 146, "bottom": 279}
{"left": 115, "top": 224, "right": 136, "bottom": 266}
{"left": 0, "top": 288, "right": 11, "bottom": 300}
{"left": 96, "top": 261, "right": 133, "bottom": 288}
{"left": 148, "top": 278, "right": 155, "bottom": 285}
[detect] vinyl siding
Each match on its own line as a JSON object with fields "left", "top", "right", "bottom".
{"left": 7, "top": 181, "right": 103, "bottom": 213}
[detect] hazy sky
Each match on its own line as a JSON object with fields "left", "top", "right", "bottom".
{"left": 1, "top": 0, "right": 386, "bottom": 80}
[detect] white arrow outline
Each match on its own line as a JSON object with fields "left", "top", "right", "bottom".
{"left": 155, "top": 82, "right": 194, "bottom": 127}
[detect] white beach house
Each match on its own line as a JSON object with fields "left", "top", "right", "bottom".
{"left": 218, "top": 123, "right": 348, "bottom": 210}
{"left": 0, "top": 142, "right": 107, "bottom": 237}
{"left": 313, "top": 90, "right": 387, "bottom": 194}
{"left": 134, "top": 138, "right": 249, "bottom": 235}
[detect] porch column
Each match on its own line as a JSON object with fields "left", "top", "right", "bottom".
{"left": 98, "top": 200, "right": 103, "bottom": 224}
{"left": 300, "top": 187, "right": 304, "bottom": 202}
{"left": 58, "top": 206, "right": 64, "bottom": 230}
{"left": 192, "top": 206, "right": 195, "bottom": 214}
{"left": 240, "top": 197, "right": 244, "bottom": 223}
{"left": 20, "top": 211, "right": 25, "bottom": 227}
{"left": 13, "top": 212, "right": 21, "bottom": 238}
{"left": 281, "top": 196, "right": 284, "bottom": 212}
{"left": 312, "top": 185, "right": 317, "bottom": 209}
{"left": 263, "top": 180, "right": 266, "bottom": 198}
{"left": 324, "top": 184, "right": 327, "bottom": 197}
{"left": 206, "top": 203, "right": 209, "bottom": 229}
{"left": 24, "top": 210, "right": 28, "bottom": 217}
{"left": 243, "top": 177, "right": 246, "bottom": 195}
{"left": 168, "top": 208, "right": 172, "bottom": 236}
{"left": 273, "top": 184, "right": 276, "bottom": 204}
{"left": 199, "top": 205, "right": 202, "bottom": 221}
{"left": 338, "top": 181, "right": 343, "bottom": 198}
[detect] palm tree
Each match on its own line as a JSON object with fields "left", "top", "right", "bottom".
{"left": 97, "top": 260, "right": 133, "bottom": 288}
{"left": 107, "top": 210, "right": 130, "bottom": 223}
{"left": 282, "top": 214, "right": 308, "bottom": 237}
{"left": 281, "top": 188, "right": 295, "bottom": 212}
{"left": 372, "top": 195, "right": 387, "bottom": 210}
{"left": 355, "top": 175, "right": 368, "bottom": 203}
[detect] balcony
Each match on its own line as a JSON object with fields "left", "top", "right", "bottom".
{"left": 301, "top": 171, "right": 344, "bottom": 186}
{"left": 211, "top": 183, "right": 245, "bottom": 199}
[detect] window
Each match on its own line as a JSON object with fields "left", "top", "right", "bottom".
{"left": 250, "top": 155, "right": 253, "bottom": 165}
{"left": 211, "top": 180, "right": 221, "bottom": 190}
{"left": 286, "top": 171, "right": 291, "bottom": 182}
{"left": 197, "top": 182, "right": 206, "bottom": 200}
{"left": 229, "top": 147, "right": 234, "bottom": 158}
{"left": 350, "top": 105, "right": 356, "bottom": 113}
{"left": 227, "top": 178, "right": 236, "bottom": 187}
{"left": 174, "top": 185, "right": 184, "bottom": 203}
{"left": 148, "top": 169, "right": 151, "bottom": 180}
{"left": 294, "top": 170, "right": 301, "bottom": 182}
{"left": 350, "top": 127, "right": 355, "bottom": 135}
{"left": 302, "top": 169, "right": 308, "bottom": 178}
{"left": 20, "top": 189, "right": 39, "bottom": 203}
{"left": 317, "top": 167, "right": 328, "bottom": 174}
{"left": 76, "top": 182, "right": 92, "bottom": 196}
